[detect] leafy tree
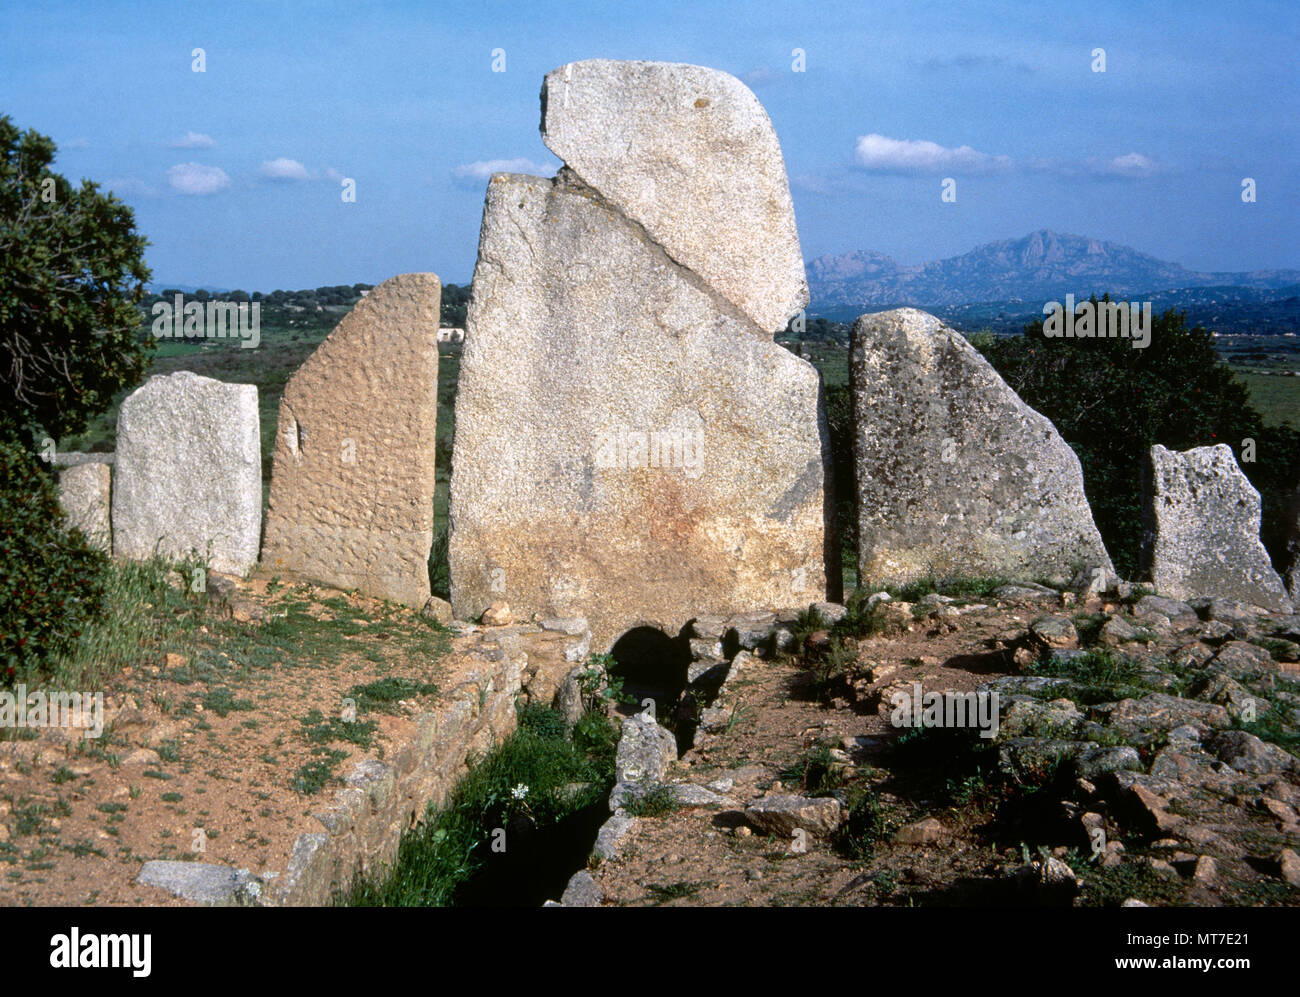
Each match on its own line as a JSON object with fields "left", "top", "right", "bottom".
{"left": 0, "top": 115, "right": 151, "bottom": 442}
{"left": 972, "top": 297, "right": 1300, "bottom": 578}
{"left": 440, "top": 283, "right": 472, "bottom": 328}
{"left": 0, "top": 438, "right": 107, "bottom": 681}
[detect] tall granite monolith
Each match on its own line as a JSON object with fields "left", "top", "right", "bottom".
{"left": 851, "top": 308, "right": 1113, "bottom": 587}
{"left": 262, "top": 274, "right": 440, "bottom": 607}
{"left": 450, "top": 60, "right": 835, "bottom": 651}
{"left": 112, "top": 371, "right": 261, "bottom": 576}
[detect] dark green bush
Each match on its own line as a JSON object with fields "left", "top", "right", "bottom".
{"left": 974, "top": 302, "right": 1300, "bottom": 578}
{"left": 0, "top": 439, "right": 108, "bottom": 682}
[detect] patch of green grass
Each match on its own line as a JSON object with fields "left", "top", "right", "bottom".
{"left": 790, "top": 605, "right": 828, "bottom": 643}
{"left": 779, "top": 740, "right": 847, "bottom": 797}
{"left": 1072, "top": 612, "right": 1106, "bottom": 646}
{"left": 802, "top": 635, "right": 857, "bottom": 702}
{"left": 1023, "top": 648, "right": 1153, "bottom": 704}
{"left": 293, "top": 748, "right": 350, "bottom": 795}
{"left": 300, "top": 708, "right": 378, "bottom": 749}
{"left": 339, "top": 708, "right": 615, "bottom": 907}
{"left": 835, "top": 784, "right": 891, "bottom": 860}
{"left": 160, "top": 792, "right": 183, "bottom": 803}
{"left": 32, "top": 557, "right": 202, "bottom": 692}
{"left": 11, "top": 801, "right": 52, "bottom": 837}
{"left": 517, "top": 703, "right": 567, "bottom": 741}
{"left": 621, "top": 784, "right": 681, "bottom": 818}
{"left": 347, "top": 677, "right": 440, "bottom": 714}
{"left": 646, "top": 881, "right": 703, "bottom": 904}
{"left": 201, "top": 687, "right": 254, "bottom": 717}
{"left": 155, "top": 739, "right": 181, "bottom": 762}
{"left": 1078, "top": 860, "right": 1189, "bottom": 907}
{"left": 1253, "top": 637, "right": 1299, "bottom": 662}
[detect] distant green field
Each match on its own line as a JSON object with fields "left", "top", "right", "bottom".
{"left": 1235, "top": 372, "right": 1300, "bottom": 428}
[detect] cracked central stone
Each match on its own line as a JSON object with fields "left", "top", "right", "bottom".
{"left": 450, "top": 61, "right": 835, "bottom": 650}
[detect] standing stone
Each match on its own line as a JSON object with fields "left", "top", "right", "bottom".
{"left": 57, "top": 461, "right": 111, "bottom": 553}
{"left": 112, "top": 371, "right": 260, "bottom": 576}
{"left": 541, "top": 59, "right": 807, "bottom": 334}
{"left": 451, "top": 72, "right": 834, "bottom": 652}
{"left": 262, "top": 274, "right": 440, "bottom": 607}
{"left": 851, "top": 308, "right": 1112, "bottom": 587}
{"left": 1143, "top": 444, "right": 1290, "bottom": 612}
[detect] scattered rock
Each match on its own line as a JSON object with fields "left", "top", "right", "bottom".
{"left": 615, "top": 713, "right": 677, "bottom": 785}
{"left": 1133, "top": 594, "right": 1199, "bottom": 631}
{"left": 421, "top": 597, "right": 454, "bottom": 625}
{"left": 480, "top": 602, "right": 511, "bottom": 626}
{"left": 744, "top": 794, "right": 842, "bottom": 837}
{"left": 1029, "top": 615, "right": 1079, "bottom": 650}
{"left": 559, "top": 870, "right": 603, "bottom": 907}
{"left": 1279, "top": 848, "right": 1300, "bottom": 887}
{"left": 893, "top": 817, "right": 946, "bottom": 845}
{"left": 137, "top": 861, "right": 261, "bottom": 906}
{"left": 592, "top": 815, "right": 637, "bottom": 861}
{"left": 1206, "top": 729, "right": 1298, "bottom": 775}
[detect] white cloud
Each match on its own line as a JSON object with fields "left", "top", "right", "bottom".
{"left": 1090, "top": 152, "right": 1160, "bottom": 178}
{"left": 451, "top": 157, "right": 556, "bottom": 187}
{"left": 64, "top": 137, "right": 90, "bottom": 150}
{"left": 170, "top": 131, "right": 215, "bottom": 149}
{"left": 260, "top": 157, "right": 312, "bottom": 181}
{"left": 853, "top": 133, "right": 1012, "bottom": 174}
{"left": 166, "top": 162, "right": 230, "bottom": 195}
{"left": 324, "top": 166, "right": 347, "bottom": 182}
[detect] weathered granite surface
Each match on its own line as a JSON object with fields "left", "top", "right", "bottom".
{"left": 1143, "top": 443, "right": 1290, "bottom": 612}
{"left": 541, "top": 59, "right": 807, "bottom": 334}
{"left": 262, "top": 273, "right": 440, "bottom": 607}
{"left": 851, "top": 308, "right": 1112, "bottom": 586}
{"left": 57, "top": 461, "right": 111, "bottom": 553}
{"left": 449, "top": 60, "right": 834, "bottom": 652}
{"left": 112, "top": 371, "right": 261, "bottom": 576}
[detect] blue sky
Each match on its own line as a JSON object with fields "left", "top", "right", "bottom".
{"left": 3, "top": 0, "right": 1296, "bottom": 289}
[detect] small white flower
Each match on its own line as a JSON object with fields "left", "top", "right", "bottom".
{"left": 510, "top": 783, "right": 529, "bottom": 800}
